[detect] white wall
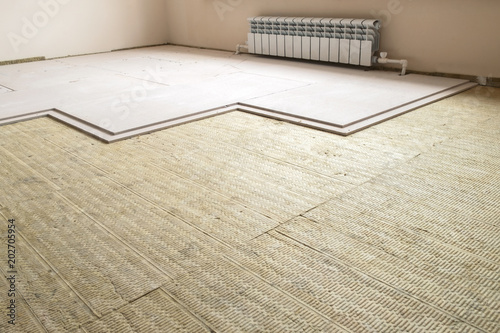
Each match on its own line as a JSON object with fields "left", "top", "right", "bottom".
{"left": 0, "top": 0, "right": 168, "bottom": 62}
{"left": 165, "top": 0, "right": 500, "bottom": 78}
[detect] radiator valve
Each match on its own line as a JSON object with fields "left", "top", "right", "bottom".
{"left": 376, "top": 52, "right": 408, "bottom": 76}
{"left": 236, "top": 43, "right": 248, "bottom": 55}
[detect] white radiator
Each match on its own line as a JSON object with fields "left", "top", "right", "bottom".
{"left": 247, "top": 17, "right": 381, "bottom": 67}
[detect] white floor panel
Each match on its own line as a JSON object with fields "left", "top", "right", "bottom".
{"left": 0, "top": 61, "right": 109, "bottom": 90}
{"left": 245, "top": 73, "right": 473, "bottom": 127}
{"left": 61, "top": 72, "right": 308, "bottom": 134}
{"left": 0, "top": 45, "right": 475, "bottom": 142}
{"left": 0, "top": 85, "right": 12, "bottom": 94}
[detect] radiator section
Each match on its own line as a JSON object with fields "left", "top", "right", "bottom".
{"left": 247, "top": 17, "right": 381, "bottom": 66}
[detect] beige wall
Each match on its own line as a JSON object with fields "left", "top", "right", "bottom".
{"left": 165, "top": 0, "right": 500, "bottom": 78}
{"left": 0, "top": 0, "right": 168, "bottom": 62}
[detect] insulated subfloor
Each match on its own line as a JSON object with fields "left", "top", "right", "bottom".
{"left": 0, "top": 86, "right": 499, "bottom": 332}
{"left": 0, "top": 45, "right": 476, "bottom": 142}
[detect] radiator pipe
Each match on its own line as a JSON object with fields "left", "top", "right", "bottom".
{"left": 236, "top": 44, "right": 248, "bottom": 55}
{"left": 376, "top": 52, "right": 408, "bottom": 76}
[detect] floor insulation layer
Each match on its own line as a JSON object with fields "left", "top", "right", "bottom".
{"left": 0, "top": 45, "right": 476, "bottom": 142}
{"left": 0, "top": 86, "right": 499, "bottom": 332}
